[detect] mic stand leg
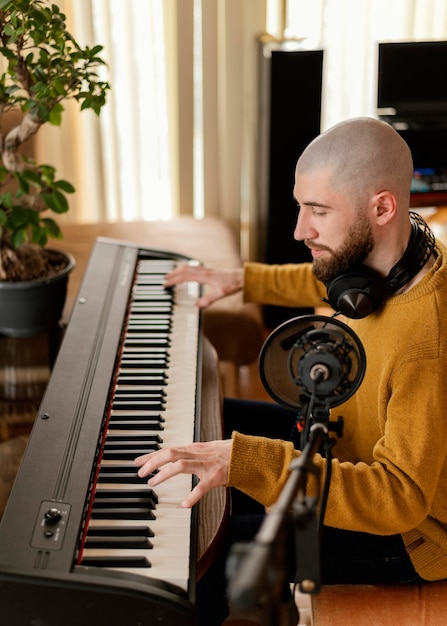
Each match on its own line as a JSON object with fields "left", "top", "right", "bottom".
{"left": 227, "top": 423, "right": 327, "bottom": 624}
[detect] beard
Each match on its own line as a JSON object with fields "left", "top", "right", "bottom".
{"left": 309, "top": 215, "right": 375, "bottom": 284}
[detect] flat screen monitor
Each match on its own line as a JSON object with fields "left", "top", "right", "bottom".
{"left": 377, "top": 40, "right": 447, "bottom": 115}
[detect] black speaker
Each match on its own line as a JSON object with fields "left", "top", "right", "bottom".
{"left": 257, "top": 39, "right": 324, "bottom": 327}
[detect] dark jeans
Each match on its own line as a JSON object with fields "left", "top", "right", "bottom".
{"left": 196, "top": 399, "right": 422, "bottom": 626}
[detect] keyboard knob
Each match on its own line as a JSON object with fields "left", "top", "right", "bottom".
{"left": 44, "top": 508, "right": 62, "bottom": 524}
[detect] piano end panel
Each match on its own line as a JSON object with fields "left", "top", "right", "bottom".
{"left": 197, "top": 338, "right": 230, "bottom": 580}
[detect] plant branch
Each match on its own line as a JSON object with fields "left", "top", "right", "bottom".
{"left": 2, "top": 112, "right": 42, "bottom": 171}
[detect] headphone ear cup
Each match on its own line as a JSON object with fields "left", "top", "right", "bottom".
{"left": 324, "top": 214, "right": 434, "bottom": 319}
{"left": 326, "top": 269, "right": 382, "bottom": 319}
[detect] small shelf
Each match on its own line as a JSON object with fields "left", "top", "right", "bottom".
{"left": 410, "top": 191, "right": 447, "bottom": 208}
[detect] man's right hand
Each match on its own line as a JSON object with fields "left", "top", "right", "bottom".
{"left": 164, "top": 265, "right": 244, "bottom": 308}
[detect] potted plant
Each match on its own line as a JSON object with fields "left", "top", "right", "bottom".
{"left": 0, "top": 0, "right": 109, "bottom": 335}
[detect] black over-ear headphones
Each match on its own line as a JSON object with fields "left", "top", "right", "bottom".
{"left": 325, "top": 212, "right": 435, "bottom": 319}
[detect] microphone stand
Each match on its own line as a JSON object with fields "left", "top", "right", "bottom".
{"left": 227, "top": 403, "right": 340, "bottom": 626}
{"left": 227, "top": 314, "right": 364, "bottom": 624}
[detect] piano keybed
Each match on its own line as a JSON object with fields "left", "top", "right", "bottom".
{"left": 79, "top": 259, "right": 201, "bottom": 591}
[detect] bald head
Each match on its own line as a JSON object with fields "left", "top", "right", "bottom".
{"left": 296, "top": 117, "right": 414, "bottom": 208}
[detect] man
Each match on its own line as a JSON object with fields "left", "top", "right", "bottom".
{"left": 135, "top": 117, "right": 447, "bottom": 624}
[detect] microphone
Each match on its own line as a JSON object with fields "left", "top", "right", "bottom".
{"left": 258, "top": 314, "right": 366, "bottom": 411}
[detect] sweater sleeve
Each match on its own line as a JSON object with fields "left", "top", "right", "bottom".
{"left": 243, "top": 262, "right": 329, "bottom": 309}
{"left": 227, "top": 431, "right": 299, "bottom": 507}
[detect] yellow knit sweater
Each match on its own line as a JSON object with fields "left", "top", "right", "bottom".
{"left": 227, "top": 241, "right": 447, "bottom": 581}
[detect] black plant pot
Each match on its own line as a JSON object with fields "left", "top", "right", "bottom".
{"left": 0, "top": 250, "right": 76, "bottom": 337}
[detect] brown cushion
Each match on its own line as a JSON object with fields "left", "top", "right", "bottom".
{"left": 312, "top": 582, "right": 447, "bottom": 625}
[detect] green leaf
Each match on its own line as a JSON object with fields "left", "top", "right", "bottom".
{"left": 9, "top": 207, "right": 40, "bottom": 228}
{"left": 40, "top": 188, "right": 69, "bottom": 213}
{"left": 0, "top": 192, "right": 13, "bottom": 208}
{"left": 0, "top": 46, "right": 15, "bottom": 60}
{"left": 11, "top": 227, "right": 28, "bottom": 249}
{"left": 48, "top": 101, "right": 64, "bottom": 125}
{"left": 41, "top": 216, "right": 62, "bottom": 238}
{"left": 54, "top": 178, "right": 75, "bottom": 193}
{"left": 30, "top": 224, "right": 48, "bottom": 246}
{"left": 21, "top": 169, "right": 43, "bottom": 186}
{"left": 16, "top": 175, "right": 30, "bottom": 195}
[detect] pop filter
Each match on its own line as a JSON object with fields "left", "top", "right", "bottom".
{"left": 259, "top": 315, "right": 366, "bottom": 411}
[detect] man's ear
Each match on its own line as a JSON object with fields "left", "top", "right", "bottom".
{"left": 372, "top": 190, "right": 396, "bottom": 225}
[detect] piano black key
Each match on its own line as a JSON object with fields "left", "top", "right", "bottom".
{"left": 97, "top": 470, "right": 151, "bottom": 484}
{"left": 136, "top": 272, "right": 169, "bottom": 280}
{"left": 132, "top": 295, "right": 172, "bottom": 303}
{"left": 113, "top": 390, "right": 166, "bottom": 407}
{"left": 87, "top": 525, "right": 154, "bottom": 537}
{"left": 126, "top": 324, "right": 171, "bottom": 333}
{"left": 112, "top": 400, "right": 165, "bottom": 412}
{"left": 131, "top": 290, "right": 170, "bottom": 296}
{"left": 140, "top": 346, "right": 170, "bottom": 352}
{"left": 112, "top": 395, "right": 165, "bottom": 403}
{"left": 90, "top": 508, "right": 156, "bottom": 520}
{"left": 120, "top": 359, "right": 168, "bottom": 369}
{"left": 133, "top": 289, "right": 171, "bottom": 295}
{"left": 102, "top": 446, "right": 160, "bottom": 460}
{"left": 98, "top": 464, "right": 156, "bottom": 482}
{"left": 133, "top": 278, "right": 170, "bottom": 284}
{"left": 138, "top": 259, "right": 175, "bottom": 266}
{"left": 109, "top": 410, "right": 165, "bottom": 422}
{"left": 122, "top": 346, "right": 169, "bottom": 355}
{"left": 108, "top": 420, "right": 163, "bottom": 431}
{"left": 81, "top": 555, "right": 151, "bottom": 568}
{"left": 127, "top": 326, "right": 170, "bottom": 332}
{"left": 131, "top": 302, "right": 171, "bottom": 310}
{"left": 120, "top": 365, "right": 167, "bottom": 371}
{"left": 124, "top": 337, "right": 170, "bottom": 347}
{"left": 85, "top": 535, "right": 154, "bottom": 549}
{"left": 117, "top": 373, "right": 167, "bottom": 386}
{"left": 93, "top": 493, "right": 157, "bottom": 508}
{"left": 116, "top": 383, "right": 166, "bottom": 392}
{"left": 127, "top": 313, "right": 171, "bottom": 322}
{"left": 133, "top": 277, "right": 169, "bottom": 283}
{"left": 94, "top": 487, "right": 157, "bottom": 501}
{"left": 129, "top": 310, "right": 172, "bottom": 318}
{"left": 125, "top": 332, "right": 170, "bottom": 340}
{"left": 136, "top": 272, "right": 172, "bottom": 280}
{"left": 91, "top": 487, "right": 159, "bottom": 518}
{"left": 106, "top": 434, "right": 163, "bottom": 444}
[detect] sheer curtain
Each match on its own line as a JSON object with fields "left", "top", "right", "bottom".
{"left": 36, "top": 1, "right": 447, "bottom": 256}
{"left": 37, "top": 0, "right": 177, "bottom": 224}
